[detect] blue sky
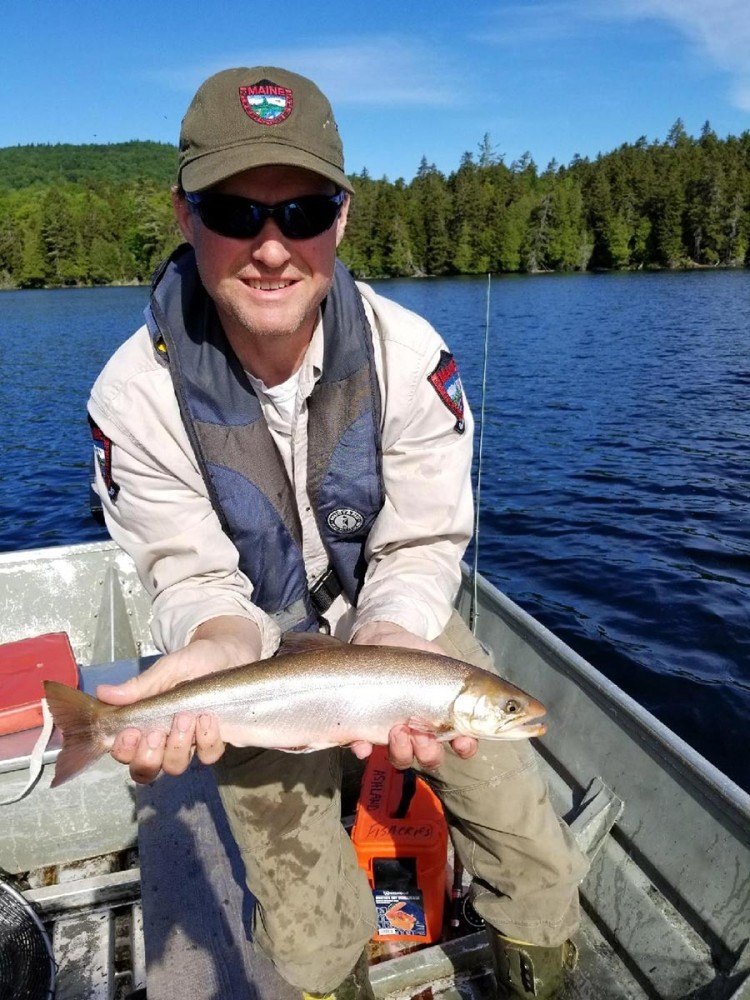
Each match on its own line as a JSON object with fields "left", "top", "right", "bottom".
{"left": 3, "top": 0, "right": 749, "bottom": 182}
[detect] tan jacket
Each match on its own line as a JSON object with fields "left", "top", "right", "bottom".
{"left": 88, "top": 281, "right": 474, "bottom": 658}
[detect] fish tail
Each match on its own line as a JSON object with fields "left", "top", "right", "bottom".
{"left": 43, "top": 680, "right": 112, "bottom": 787}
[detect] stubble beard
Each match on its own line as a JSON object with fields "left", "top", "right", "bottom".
{"left": 216, "top": 275, "right": 333, "bottom": 348}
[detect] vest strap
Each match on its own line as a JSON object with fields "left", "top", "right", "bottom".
{"left": 309, "top": 566, "right": 343, "bottom": 614}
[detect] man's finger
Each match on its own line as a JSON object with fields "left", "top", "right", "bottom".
{"left": 96, "top": 675, "right": 152, "bottom": 705}
{"left": 97, "top": 660, "right": 176, "bottom": 704}
{"left": 388, "top": 725, "right": 415, "bottom": 770}
{"left": 96, "top": 649, "right": 191, "bottom": 705}
{"left": 128, "top": 730, "right": 167, "bottom": 784}
{"left": 110, "top": 728, "right": 141, "bottom": 764}
{"left": 162, "top": 712, "right": 197, "bottom": 776}
{"left": 194, "top": 713, "right": 225, "bottom": 765}
{"left": 411, "top": 732, "right": 444, "bottom": 770}
{"left": 450, "top": 735, "right": 478, "bottom": 759}
{"left": 348, "top": 740, "right": 374, "bottom": 760}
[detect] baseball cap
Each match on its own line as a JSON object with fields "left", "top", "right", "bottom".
{"left": 178, "top": 66, "right": 354, "bottom": 194}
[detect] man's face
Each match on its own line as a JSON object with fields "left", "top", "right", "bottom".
{"left": 174, "top": 164, "right": 349, "bottom": 348}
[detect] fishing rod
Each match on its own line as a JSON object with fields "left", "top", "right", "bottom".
{"left": 463, "top": 289, "right": 493, "bottom": 938}
{"left": 469, "top": 273, "right": 492, "bottom": 635}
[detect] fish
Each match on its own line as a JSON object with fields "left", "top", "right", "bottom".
{"left": 43, "top": 631, "right": 547, "bottom": 787}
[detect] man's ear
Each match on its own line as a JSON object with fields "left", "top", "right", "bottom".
{"left": 172, "top": 187, "right": 195, "bottom": 245}
{"left": 334, "top": 193, "right": 350, "bottom": 248}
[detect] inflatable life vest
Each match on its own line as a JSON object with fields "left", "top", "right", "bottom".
{"left": 145, "top": 245, "right": 384, "bottom": 632}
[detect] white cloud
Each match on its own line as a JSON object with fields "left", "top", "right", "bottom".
{"left": 148, "top": 39, "right": 458, "bottom": 108}
{"left": 471, "top": 1, "right": 600, "bottom": 45}
{"left": 613, "top": 0, "right": 750, "bottom": 68}
{"left": 599, "top": 0, "right": 750, "bottom": 111}
{"left": 479, "top": 0, "right": 750, "bottom": 114}
{"left": 731, "top": 82, "right": 750, "bottom": 114}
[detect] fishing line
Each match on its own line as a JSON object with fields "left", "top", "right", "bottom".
{"left": 470, "top": 273, "right": 492, "bottom": 634}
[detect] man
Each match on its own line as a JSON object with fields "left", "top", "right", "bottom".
{"left": 88, "top": 66, "right": 587, "bottom": 1000}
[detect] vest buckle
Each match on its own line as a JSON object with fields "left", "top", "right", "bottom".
{"left": 310, "top": 567, "right": 343, "bottom": 614}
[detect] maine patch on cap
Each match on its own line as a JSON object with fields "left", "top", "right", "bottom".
{"left": 428, "top": 350, "right": 465, "bottom": 434}
{"left": 239, "top": 79, "right": 294, "bottom": 125}
{"left": 178, "top": 66, "right": 355, "bottom": 194}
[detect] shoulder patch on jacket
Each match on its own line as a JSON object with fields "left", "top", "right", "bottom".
{"left": 428, "top": 350, "right": 465, "bottom": 434}
{"left": 89, "top": 417, "right": 120, "bottom": 502}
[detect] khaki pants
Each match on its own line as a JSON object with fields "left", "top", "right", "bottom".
{"left": 213, "top": 612, "right": 589, "bottom": 993}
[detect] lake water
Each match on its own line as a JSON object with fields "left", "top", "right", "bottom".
{"left": 1, "top": 271, "right": 748, "bottom": 791}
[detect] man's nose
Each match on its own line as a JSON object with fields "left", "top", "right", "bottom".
{"left": 251, "top": 220, "right": 293, "bottom": 267}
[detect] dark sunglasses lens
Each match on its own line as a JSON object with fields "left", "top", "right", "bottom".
{"left": 196, "top": 195, "right": 263, "bottom": 239}
{"left": 280, "top": 196, "right": 341, "bottom": 238}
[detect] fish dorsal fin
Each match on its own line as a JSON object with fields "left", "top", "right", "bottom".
{"left": 277, "top": 631, "right": 347, "bottom": 656}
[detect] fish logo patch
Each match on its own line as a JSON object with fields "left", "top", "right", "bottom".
{"left": 327, "top": 508, "right": 365, "bottom": 534}
{"left": 239, "top": 80, "right": 294, "bottom": 125}
{"left": 428, "top": 351, "right": 465, "bottom": 433}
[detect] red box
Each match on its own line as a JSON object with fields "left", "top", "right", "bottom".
{"left": 0, "top": 633, "right": 78, "bottom": 735}
{"left": 352, "top": 747, "right": 448, "bottom": 943}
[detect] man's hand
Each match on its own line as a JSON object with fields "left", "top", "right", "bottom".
{"left": 349, "top": 621, "right": 478, "bottom": 769}
{"left": 96, "top": 616, "right": 263, "bottom": 784}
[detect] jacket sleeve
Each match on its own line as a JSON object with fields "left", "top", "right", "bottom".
{"left": 353, "top": 290, "right": 475, "bottom": 640}
{"left": 88, "top": 329, "right": 280, "bottom": 658}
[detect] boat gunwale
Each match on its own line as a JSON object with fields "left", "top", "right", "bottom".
{"left": 462, "top": 568, "right": 750, "bottom": 826}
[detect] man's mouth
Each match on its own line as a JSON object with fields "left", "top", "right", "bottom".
{"left": 243, "top": 278, "right": 295, "bottom": 291}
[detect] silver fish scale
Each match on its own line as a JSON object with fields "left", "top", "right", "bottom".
{"left": 106, "top": 649, "right": 471, "bottom": 750}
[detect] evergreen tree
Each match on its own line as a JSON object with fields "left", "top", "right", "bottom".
{"left": 449, "top": 153, "right": 491, "bottom": 273}
{"left": 339, "top": 170, "right": 378, "bottom": 277}
{"left": 0, "top": 198, "right": 22, "bottom": 286}
{"left": 40, "top": 187, "right": 83, "bottom": 284}
{"left": 411, "top": 158, "right": 451, "bottom": 275}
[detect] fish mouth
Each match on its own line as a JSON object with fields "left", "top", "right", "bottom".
{"left": 496, "top": 718, "right": 548, "bottom": 739}
{"left": 520, "top": 720, "right": 547, "bottom": 737}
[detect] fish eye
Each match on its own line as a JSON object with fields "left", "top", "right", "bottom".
{"left": 506, "top": 699, "right": 522, "bottom": 714}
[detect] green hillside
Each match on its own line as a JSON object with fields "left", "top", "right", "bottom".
{"left": 0, "top": 141, "right": 177, "bottom": 189}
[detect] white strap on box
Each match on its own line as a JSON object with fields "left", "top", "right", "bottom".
{"left": 0, "top": 699, "right": 54, "bottom": 805}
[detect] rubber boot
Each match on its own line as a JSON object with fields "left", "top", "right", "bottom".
{"left": 489, "top": 931, "right": 578, "bottom": 999}
{"left": 301, "top": 950, "right": 375, "bottom": 1000}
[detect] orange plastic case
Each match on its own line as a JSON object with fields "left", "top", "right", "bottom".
{"left": 352, "top": 746, "right": 448, "bottom": 943}
{"left": 0, "top": 633, "right": 78, "bottom": 735}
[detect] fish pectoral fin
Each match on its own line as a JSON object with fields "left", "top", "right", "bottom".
{"left": 405, "top": 717, "right": 445, "bottom": 736}
{"left": 276, "top": 745, "right": 318, "bottom": 754}
{"left": 405, "top": 718, "right": 458, "bottom": 742}
{"left": 277, "top": 632, "right": 347, "bottom": 656}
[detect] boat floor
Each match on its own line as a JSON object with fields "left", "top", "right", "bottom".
{"left": 17, "top": 751, "right": 664, "bottom": 1000}
{"left": 24, "top": 848, "right": 647, "bottom": 1000}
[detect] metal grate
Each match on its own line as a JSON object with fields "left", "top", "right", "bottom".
{"left": 23, "top": 850, "right": 144, "bottom": 1000}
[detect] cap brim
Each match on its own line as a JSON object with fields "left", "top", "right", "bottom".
{"left": 181, "top": 141, "right": 354, "bottom": 194}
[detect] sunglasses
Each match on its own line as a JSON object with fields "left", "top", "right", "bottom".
{"left": 185, "top": 189, "right": 346, "bottom": 241}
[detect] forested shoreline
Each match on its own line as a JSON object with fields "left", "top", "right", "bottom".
{"left": 1, "top": 120, "right": 749, "bottom": 290}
